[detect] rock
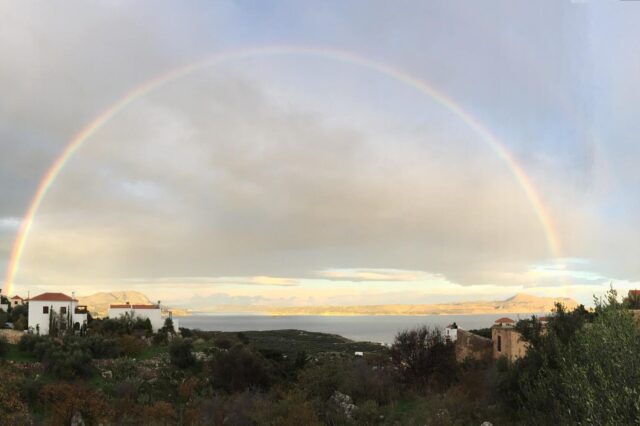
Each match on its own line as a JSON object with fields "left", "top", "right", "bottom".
{"left": 70, "top": 411, "right": 85, "bottom": 426}
{"left": 330, "top": 391, "right": 357, "bottom": 419}
{"left": 101, "top": 370, "right": 113, "bottom": 380}
{"left": 480, "top": 422, "right": 493, "bottom": 426}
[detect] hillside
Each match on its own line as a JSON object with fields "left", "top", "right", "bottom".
{"left": 78, "top": 291, "right": 191, "bottom": 318}
{"left": 200, "top": 293, "right": 578, "bottom": 316}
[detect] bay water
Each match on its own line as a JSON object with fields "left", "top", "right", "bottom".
{"left": 179, "top": 313, "right": 534, "bottom": 344}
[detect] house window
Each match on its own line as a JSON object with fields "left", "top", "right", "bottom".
{"left": 497, "top": 335, "right": 502, "bottom": 352}
{"left": 60, "top": 307, "right": 67, "bottom": 315}
{"left": 43, "top": 306, "right": 49, "bottom": 314}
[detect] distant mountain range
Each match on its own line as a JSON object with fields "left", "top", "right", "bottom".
{"left": 78, "top": 291, "right": 190, "bottom": 318}
{"left": 78, "top": 291, "right": 577, "bottom": 317}
{"left": 196, "top": 293, "right": 578, "bottom": 316}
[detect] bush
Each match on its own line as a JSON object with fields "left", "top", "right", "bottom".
{"left": 500, "top": 289, "right": 640, "bottom": 425}
{"left": 0, "top": 336, "right": 8, "bottom": 358}
{"left": 210, "top": 346, "right": 274, "bottom": 392}
{"left": 80, "top": 335, "right": 119, "bottom": 359}
{"left": 162, "top": 317, "right": 175, "bottom": 334}
{"left": 169, "top": 338, "right": 195, "bottom": 369}
{"left": 39, "top": 383, "right": 112, "bottom": 425}
{"left": 391, "top": 325, "right": 458, "bottom": 390}
{"left": 111, "top": 357, "right": 138, "bottom": 381}
{"left": 18, "top": 334, "right": 46, "bottom": 353}
{"left": 116, "top": 335, "right": 146, "bottom": 357}
{"left": 468, "top": 328, "right": 492, "bottom": 339}
{"left": 8, "top": 304, "right": 28, "bottom": 330}
{"left": 43, "top": 344, "right": 94, "bottom": 380}
{"left": 179, "top": 327, "right": 193, "bottom": 338}
{"left": 141, "top": 401, "right": 177, "bottom": 426}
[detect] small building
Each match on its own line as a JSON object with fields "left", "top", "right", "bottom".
{"left": 28, "top": 292, "right": 88, "bottom": 335}
{"left": 491, "top": 317, "right": 528, "bottom": 361}
{"left": 10, "top": 295, "right": 25, "bottom": 307}
{"left": 444, "top": 322, "right": 458, "bottom": 343}
{"left": 108, "top": 303, "right": 166, "bottom": 332}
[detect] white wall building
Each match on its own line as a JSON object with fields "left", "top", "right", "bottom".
{"left": 444, "top": 323, "right": 459, "bottom": 343}
{"left": 28, "top": 292, "right": 88, "bottom": 335}
{"left": 10, "top": 295, "right": 25, "bottom": 307}
{"left": 108, "top": 303, "right": 176, "bottom": 332}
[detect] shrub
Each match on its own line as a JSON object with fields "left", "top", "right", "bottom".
{"left": 468, "top": 328, "right": 492, "bottom": 339}
{"left": 179, "top": 327, "right": 193, "bottom": 338}
{"left": 39, "top": 383, "right": 111, "bottom": 425}
{"left": 391, "top": 325, "right": 458, "bottom": 390}
{"left": 500, "top": 289, "right": 640, "bottom": 425}
{"left": 162, "top": 317, "right": 175, "bottom": 334}
{"left": 17, "top": 334, "right": 43, "bottom": 352}
{"left": 117, "top": 335, "right": 146, "bottom": 357}
{"left": 80, "top": 335, "right": 119, "bottom": 358}
{"left": 111, "top": 357, "right": 138, "bottom": 381}
{"left": 43, "top": 345, "right": 94, "bottom": 380}
{"left": 0, "top": 336, "right": 8, "bottom": 358}
{"left": 169, "top": 338, "right": 195, "bottom": 369}
{"left": 210, "top": 346, "right": 274, "bottom": 392}
{"left": 213, "top": 337, "right": 233, "bottom": 350}
{"left": 141, "top": 401, "right": 177, "bottom": 426}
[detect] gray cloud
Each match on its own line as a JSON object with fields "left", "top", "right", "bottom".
{"left": 15, "top": 69, "right": 551, "bottom": 289}
{"left": 2, "top": 1, "right": 639, "bottom": 304}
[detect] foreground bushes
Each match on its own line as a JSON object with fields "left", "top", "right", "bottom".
{"left": 390, "top": 325, "right": 458, "bottom": 390}
{"left": 0, "top": 336, "right": 8, "bottom": 358}
{"left": 499, "top": 289, "right": 640, "bottom": 425}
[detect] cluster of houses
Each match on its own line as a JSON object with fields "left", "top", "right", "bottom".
{"left": 0, "top": 290, "right": 176, "bottom": 335}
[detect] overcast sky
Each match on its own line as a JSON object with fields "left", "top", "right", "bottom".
{"left": 2, "top": 1, "right": 640, "bottom": 307}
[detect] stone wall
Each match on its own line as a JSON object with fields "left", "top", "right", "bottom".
{"left": 455, "top": 329, "right": 492, "bottom": 363}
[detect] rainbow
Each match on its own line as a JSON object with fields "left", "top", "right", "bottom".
{"left": 2, "top": 45, "right": 562, "bottom": 295}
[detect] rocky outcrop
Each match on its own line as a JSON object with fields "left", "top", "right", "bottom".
{"left": 330, "top": 391, "right": 357, "bottom": 419}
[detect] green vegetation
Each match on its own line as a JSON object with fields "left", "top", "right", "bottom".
{"left": 468, "top": 327, "right": 492, "bottom": 339}
{"left": 499, "top": 289, "right": 640, "bottom": 425}
{"left": 1, "top": 290, "right": 638, "bottom": 424}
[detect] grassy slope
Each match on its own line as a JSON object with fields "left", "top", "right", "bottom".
{"left": 217, "top": 329, "right": 385, "bottom": 356}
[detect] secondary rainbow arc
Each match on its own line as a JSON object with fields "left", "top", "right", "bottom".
{"left": 2, "top": 45, "right": 562, "bottom": 295}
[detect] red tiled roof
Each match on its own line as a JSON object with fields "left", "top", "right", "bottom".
{"left": 495, "top": 317, "right": 515, "bottom": 324}
{"left": 10, "top": 295, "right": 23, "bottom": 300}
{"left": 109, "top": 304, "right": 159, "bottom": 309}
{"left": 29, "top": 292, "right": 76, "bottom": 302}
{"left": 629, "top": 290, "right": 640, "bottom": 296}
{"left": 539, "top": 316, "right": 551, "bottom": 322}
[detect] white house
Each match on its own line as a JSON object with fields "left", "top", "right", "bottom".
{"left": 108, "top": 303, "right": 174, "bottom": 332}
{"left": 444, "top": 323, "right": 459, "bottom": 343}
{"left": 28, "top": 292, "right": 88, "bottom": 335}
{"left": 10, "top": 295, "right": 25, "bottom": 307}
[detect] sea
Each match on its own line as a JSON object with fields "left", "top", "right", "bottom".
{"left": 178, "top": 313, "right": 534, "bottom": 345}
